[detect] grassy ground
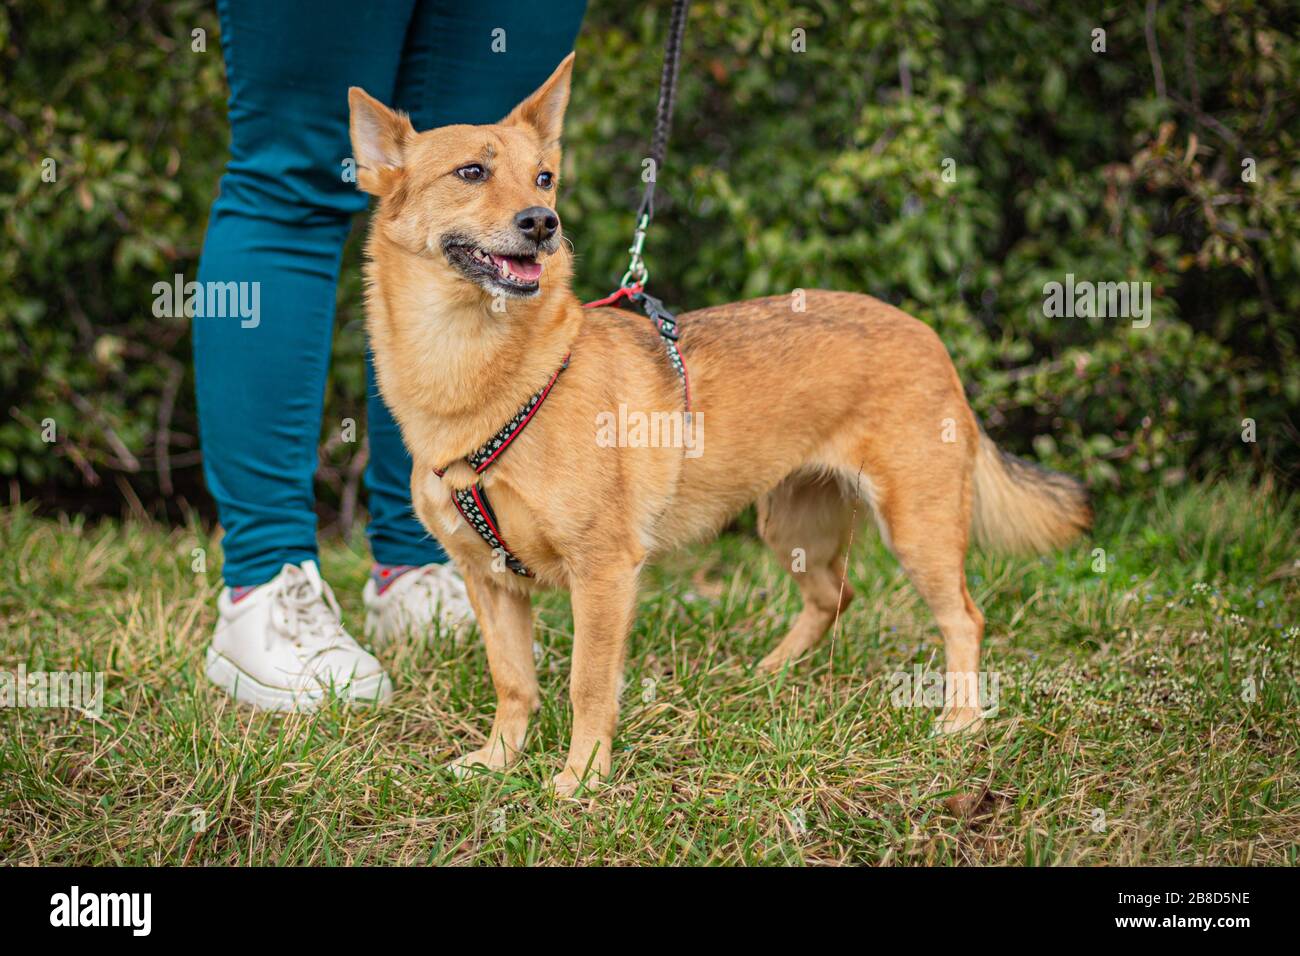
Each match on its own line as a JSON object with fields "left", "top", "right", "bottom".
{"left": 1, "top": 478, "right": 1296, "bottom": 865}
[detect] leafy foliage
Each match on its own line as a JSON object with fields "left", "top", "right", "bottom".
{"left": 1, "top": 0, "right": 1296, "bottom": 517}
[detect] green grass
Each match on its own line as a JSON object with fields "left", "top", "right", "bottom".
{"left": 1, "top": 478, "right": 1297, "bottom": 865}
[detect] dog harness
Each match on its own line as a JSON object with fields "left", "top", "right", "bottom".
{"left": 435, "top": 288, "right": 689, "bottom": 577}
{"left": 432, "top": 356, "right": 569, "bottom": 576}
{"left": 587, "top": 287, "right": 692, "bottom": 412}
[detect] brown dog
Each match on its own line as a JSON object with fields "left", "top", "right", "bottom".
{"left": 348, "top": 54, "right": 1090, "bottom": 795}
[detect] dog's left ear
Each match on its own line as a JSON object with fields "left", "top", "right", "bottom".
{"left": 348, "top": 87, "right": 416, "bottom": 196}
{"left": 501, "top": 52, "right": 574, "bottom": 148}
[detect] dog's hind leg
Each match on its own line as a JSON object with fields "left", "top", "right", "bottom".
{"left": 865, "top": 466, "right": 988, "bottom": 734}
{"left": 755, "top": 473, "right": 857, "bottom": 673}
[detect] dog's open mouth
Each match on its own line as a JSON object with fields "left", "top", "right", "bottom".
{"left": 444, "top": 242, "right": 543, "bottom": 296}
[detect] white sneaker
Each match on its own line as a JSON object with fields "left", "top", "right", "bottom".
{"left": 205, "top": 560, "right": 392, "bottom": 711}
{"left": 363, "top": 562, "right": 476, "bottom": 645}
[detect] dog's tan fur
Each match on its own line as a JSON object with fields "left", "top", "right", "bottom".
{"left": 348, "top": 55, "right": 1091, "bottom": 795}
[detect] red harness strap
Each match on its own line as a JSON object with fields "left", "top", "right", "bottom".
{"left": 436, "top": 287, "right": 692, "bottom": 577}
{"left": 434, "top": 356, "right": 569, "bottom": 577}
{"left": 583, "top": 284, "right": 641, "bottom": 309}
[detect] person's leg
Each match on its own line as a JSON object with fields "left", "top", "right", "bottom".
{"left": 362, "top": 0, "right": 589, "bottom": 571}
{"left": 362, "top": 353, "right": 443, "bottom": 570}
{"left": 194, "top": 0, "right": 416, "bottom": 586}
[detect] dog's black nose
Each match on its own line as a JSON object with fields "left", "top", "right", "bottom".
{"left": 515, "top": 206, "right": 559, "bottom": 243}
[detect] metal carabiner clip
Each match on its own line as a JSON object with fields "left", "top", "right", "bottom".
{"left": 619, "top": 212, "right": 651, "bottom": 290}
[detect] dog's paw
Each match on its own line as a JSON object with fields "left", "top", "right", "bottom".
{"left": 932, "top": 707, "right": 987, "bottom": 737}
{"left": 549, "top": 766, "right": 602, "bottom": 798}
{"left": 756, "top": 648, "right": 797, "bottom": 674}
{"left": 447, "top": 745, "right": 512, "bottom": 780}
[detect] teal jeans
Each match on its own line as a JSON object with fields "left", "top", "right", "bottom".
{"left": 194, "top": 0, "right": 587, "bottom": 586}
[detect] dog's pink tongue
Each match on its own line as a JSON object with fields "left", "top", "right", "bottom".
{"left": 494, "top": 255, "right": 542, "bottom": 281}
{"left": 512, "top": 259, "right": 542, "bottom": 281}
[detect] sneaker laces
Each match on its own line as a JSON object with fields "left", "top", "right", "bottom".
{"left": 267, "top": 562, "right": 351, "bottom": 653}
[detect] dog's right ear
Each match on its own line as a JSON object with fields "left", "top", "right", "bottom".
{"left": 348, "top": 87, "right": 414, "bottom": 196}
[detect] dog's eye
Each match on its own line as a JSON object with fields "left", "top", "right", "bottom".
{"left": 536, "top": 171, "right": 554, "bottom": 190}
{"left": 456, "top": 164, "right": 487, "bottom": 182}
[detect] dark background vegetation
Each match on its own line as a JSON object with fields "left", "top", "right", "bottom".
{"left": 1, "top": 0, "right": 1296, "bottom": 535}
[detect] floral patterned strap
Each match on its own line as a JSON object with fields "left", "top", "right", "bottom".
{"left": 433, "top": 355, "right": 570, "bottom": 577}
{"left": 433, "top": 355, "right": 569, "bottom": 479}
{"left": 634, "top": 292, "right": 691, "bottom": 413}
{"left": 450, "top": 484, "right": 531, "bottom": 577}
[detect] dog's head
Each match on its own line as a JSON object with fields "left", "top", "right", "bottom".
{"left": 348, "top": 54, "right": 574, "bottom": 300}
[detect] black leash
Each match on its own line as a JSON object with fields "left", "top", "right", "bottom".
{"left": 619, "top": 0, "right": 690, "bottom": 290}
{"left": 585, "top": 0, "right": 693, "bottom": 416}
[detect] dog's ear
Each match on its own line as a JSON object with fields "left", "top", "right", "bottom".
{"left": 348, "top": 87, "right": 415, "bottom": 195}
{"left": 500, "top": 52, "right": 574, "bottom": 149}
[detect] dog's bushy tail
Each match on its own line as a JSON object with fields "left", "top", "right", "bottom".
{"left": 971, "top": 431, "right": 1091, "bottom": 555}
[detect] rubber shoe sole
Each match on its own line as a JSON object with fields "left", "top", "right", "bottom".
{"left": 205, "top": 647, "right": 393, "bottom": 712}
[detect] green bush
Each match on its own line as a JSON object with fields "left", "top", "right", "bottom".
{"left": 1, "top": 0, "right": 1296, "bottom": 520}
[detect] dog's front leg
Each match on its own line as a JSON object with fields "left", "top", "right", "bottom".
{"left": 552, "top": 562, "right": 640, "bottom": 797}
{"left": 448, "top": 571, "right": 537, "bottom": 778}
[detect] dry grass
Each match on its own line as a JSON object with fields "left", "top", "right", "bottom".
{"left": 1, "top": 478, "right": 1296, "bottom": 865}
